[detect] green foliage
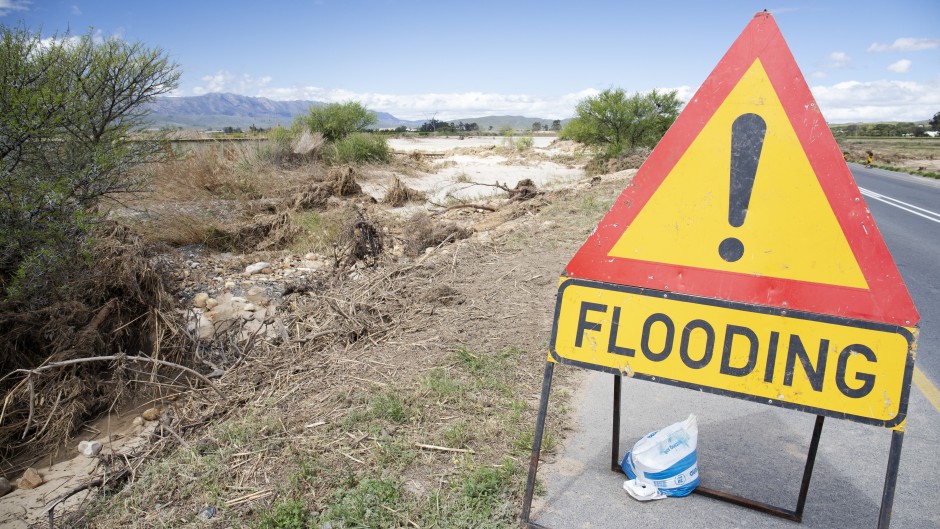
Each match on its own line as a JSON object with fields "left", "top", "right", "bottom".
{"left": 369, "top": 392, "right": 411, "bottom": 423}
{"left": 0, "top": 25, "right": 179, "bottom": 303}
{"left": 260, "top": 499, "right": 315, "bottom": 529}
{"left": 513, "top": 136, "right": 534, "bottom": 150}
{"left": 561, "top": 88, "right": 680, "bottom": 158}
{"left": 419, "top": 118, "right": 454, "bottom": 133}
{"left": 423, "top": 367, "right": 465, "bottom": 401}
{"left": 462, "top": 459, "right": 516, "bottom": 502}
{"left": 831, "top": 121, "right": 935, "bottom": 137}
{"left": 291, "top": 102, "right": 389, "bottom": 165}
{"left": 320, "top": 478, "right": 406, "bottom": 528}
{"left": 294, "top": 101, "right": 377, "bottom": 142}
{"left": 930, "top": 112, "right": 940, "bottom": 132}
{"left": 327, "top": 132, "right": 390, "bottom": 164}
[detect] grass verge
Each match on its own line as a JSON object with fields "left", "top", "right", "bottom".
{"left": 73, "top": 342, "right": 566, "bottom": 528}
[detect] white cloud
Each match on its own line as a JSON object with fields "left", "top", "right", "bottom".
{"left": 71, "top": 4, "right": 81, "bottom": 15}
{"left": 184, "top": 70, "right": 939, "bottom": 124}
{"left": 824, "top": 51, "right": 852, "bottom": 69}
{"left": 192, "top": 71, "right": 272, "bottom": 96}
{"left": 0, "top": 0, "right": 29, "bottom": 16}
{"left": 887, "top": 59, "right": 912, "bottom": 73}
{"left": 39, "top": 34, "right": 83, "bottom": 49}
{"left": 811, "top": 77, "right": 940, "bottom": 122}
{"left": 219, "top": 84, "right": 693, "bottom": 121}
{"left": 38, "top": 29, "right": 109, "bottom": 50}
{"left": 868, "top": 37, "right": 940, "bottom": 52}
{"left": 186, "top": 78, "right": 599, "bottom": 120}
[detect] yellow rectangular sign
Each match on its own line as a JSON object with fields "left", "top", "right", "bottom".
{"left": 550, "top": 278, "right": 916, "bottom": 429}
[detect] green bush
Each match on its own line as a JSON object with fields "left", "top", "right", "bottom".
{"left": 0, "top": 26, "right": 179, "bottom": 304}
{"left": 513, "top": 136, "right": 534, "bottom": 150}
{"left": 328, "top": 132, "right": 390, "bottom": 164}
{"left": 561, "top": 88, "right": 680, "bottom": 159}
{"left": 294, "top": 101, "right": 377, "bottom": 142}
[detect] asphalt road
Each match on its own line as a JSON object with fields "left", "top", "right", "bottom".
{"left": 849, "top": 163, "right": 940, "bottom": 384}
{"left": 532, "top": 166, "right": 940, "bottom": 529}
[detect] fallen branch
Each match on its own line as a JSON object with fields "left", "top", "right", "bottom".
{"left": 294, "top": 327, "right": 342, "bottom": 344}
{"left": 13, "top": 355, "right": 223, "bottom": 398}
{"left": 466, "top": 180, "right": 513, "bottom": 192}
{"left": 44, "top": 467, "right": 130, "bottom": 529}
{"left": 225, "top": 489, "right": 273, "bottom": 507}
{"left": 430, "top": 203, "right": 497, "bottom": 215}
{"left": 84, "top": 298, "right": 117, "bottom": 334}
{"left": 415, "top": 443, "right": 474, "bottom": 454}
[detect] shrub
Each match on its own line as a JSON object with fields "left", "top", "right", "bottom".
{"left": 0, "top": 26, "right": 179, "bottom": 304}
{"left": 328, "top": 132, "right": 390, "bottom": 164}
{"left": 513, "top": 136, "right": 534, "bottom": 150}
{"left": 293, "top": 101, "right": 377, "bottom": 142}
{"left": 561, "top": 88, "right": 680, "bottom": 159}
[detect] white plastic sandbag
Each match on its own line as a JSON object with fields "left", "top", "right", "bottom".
{"left": 621, "top": 414, "right": 699, "bottom": 501}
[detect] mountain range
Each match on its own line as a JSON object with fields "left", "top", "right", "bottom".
{"left": 144, "top": 93, "right": 565, "bottom": 131}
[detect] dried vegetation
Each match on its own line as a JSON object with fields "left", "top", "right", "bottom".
{"left": 1, "top": 136, "right": 602, "bottom": 528}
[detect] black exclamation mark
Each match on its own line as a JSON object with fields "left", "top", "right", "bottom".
{"left": 718, "top": 113, "right": 766, "bottom": 263}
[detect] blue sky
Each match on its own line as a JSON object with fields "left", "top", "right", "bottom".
{"left": 4, "top": 0, "right": 939, "bottom": 122}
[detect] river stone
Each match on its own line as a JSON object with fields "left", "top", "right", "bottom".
{"left": 19, "top": 468, "right": 42, "bottom": 490}
{"left": 245, "top": 286, "right": 267, "bottom": 304}
{"left": 193, "top": 292, "right": 209, "bottom": 308}
{"left": 245, "top": 262, "right": 271, "bottom": 275}
{"left": 142, "top": 407, "right": 161, "bottom": 421}
{"left": 78, "top": 440, "right": 103, "bottom": 457}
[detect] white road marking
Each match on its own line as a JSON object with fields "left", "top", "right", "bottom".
{"left": 859, "top": 187, "right": 940, "bottom": 224}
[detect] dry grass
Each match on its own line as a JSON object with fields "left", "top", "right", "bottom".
{"left": 383, "top": 175, "right": 426, "bottom": 207}
{"left": 7, "top": 137, "right": 616, "bottom": 527}
{"left": 63, "top": 237, "right": 572, "bottom": 528}
{"left": 585, "top": 146, "right": 651, "bottom": 176}
{"left": 403, "top": 212, "right": 472, "bottom": 256}
{"left": 0, "top": 224, "right": 199, "bottom": 465}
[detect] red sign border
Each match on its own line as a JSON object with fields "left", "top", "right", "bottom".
{"left": 565, "top": 12, "right": 919, "bottom": 327}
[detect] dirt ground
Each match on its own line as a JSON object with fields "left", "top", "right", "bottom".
{"left": 838, "top": 137, "right": 940, "bottom": 174}
{"left": 0, "top": 137, "right": 635, "bottom": 528}
{"left": 4, "top": 130, "right": 937, "bottom": 527}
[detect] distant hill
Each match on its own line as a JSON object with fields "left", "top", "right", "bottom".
{"left": 143, "top": 93, "right": 568, "bottom": 131}
{"left": 144, "top": 93, "right": 315, "bottom": 129}
{"left": 144, "top": 93, "right": 421, "bottom": 130}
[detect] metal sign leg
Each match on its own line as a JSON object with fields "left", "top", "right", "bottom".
{"left": 522, "top": 361, "right": 556, "bottom": 526}
{"left": 877, "top": 430, "right": 905, "bottom": 529}
{"left": 611, "top": 374, "right": 622, "bottom": 471}
{"left": 793, "top": 415, "right": 825, "bottom": 520}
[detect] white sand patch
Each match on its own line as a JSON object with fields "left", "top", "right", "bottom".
{"left": 410, "top": 155, "right": 582, "bottom": 202}
{"left": 362, "top": 137, "right": 585, "bottom": 204}
{"left": 388, "top": 135, "right": 556, "bottom": 152}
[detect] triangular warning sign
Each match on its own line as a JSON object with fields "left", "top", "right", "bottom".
{"left": 565, "top": 12, "right": 919, "bottom": 327}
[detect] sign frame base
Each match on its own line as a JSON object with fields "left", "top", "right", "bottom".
{"left": 520, "top": 363, "right": 906, "bottom": 529}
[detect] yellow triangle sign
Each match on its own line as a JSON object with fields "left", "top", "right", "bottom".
{"left": 608, "top": 59, "right": 867, "bottom": 289}
{"left": 565, "top": 12, "right": 918, "bottom": 326}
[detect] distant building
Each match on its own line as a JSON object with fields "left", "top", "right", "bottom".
{"left": 925, "top": 131, "right": 940, "bottom": 137}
